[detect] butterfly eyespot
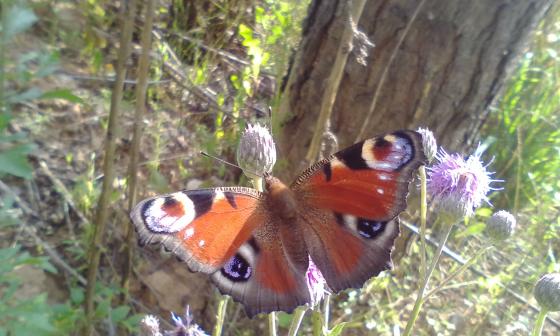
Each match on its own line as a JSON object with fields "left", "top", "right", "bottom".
{"left": 221, "top": 253, "right": 252, "bottom": 282}
{"left": 357, "top": 219, "right": 387, "bottom": 239}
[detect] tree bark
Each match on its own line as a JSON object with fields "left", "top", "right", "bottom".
{"left": 276, "top": 0, "right": 553, "bottom": 180}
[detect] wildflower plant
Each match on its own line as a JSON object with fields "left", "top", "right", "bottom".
{"left": 532, "top": 273, "right": 560, "bottom": 336}
{"left": 139, "top": 307, "right": 208, "bottom": 336}
{"left": 427, "top": 148, "right": 497, "bottom": 219}
{"left": 404, "top": 141, "right": 499, "bottom": 336}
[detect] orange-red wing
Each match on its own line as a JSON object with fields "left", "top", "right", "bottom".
{"left": 292, "top": 130, "right": 426, "bottom": 291}
{"left": 131, "top": 187, "right": 264, "bottom": 274}
{"left": 299, "top": 207, "right": 401, "bottom": 292}
{"left": 131, "top": 187, "right": 311, "bottom": 316}
{"left": 211, "top": 220, "right": 311, "bottom": 317}
{"left": 293, "top": 131, "right": 425, "bottom": 221}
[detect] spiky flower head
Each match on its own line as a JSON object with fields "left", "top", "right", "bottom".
{"left": 427, "top": 148, "right": 495, "bottom": 219}
{"left": 236, "top": 124, "right": 277, "bottom": 180}
{"left": 166, "top": 306, "right": 208, "bottom": 336}
{"left": 140, "top": 315, "right": 162, "bottom": 336}
{"left": 485, "top": 210, "right": 516, "bottom": 242}
{"left": 306, "top": 257, "right": 327, "bottom": 307}
{"left": 417, "top": 128, "right": 437, "bottom": 163}
{"left": 534, "top": 273, "right": 560, "bottom": 312}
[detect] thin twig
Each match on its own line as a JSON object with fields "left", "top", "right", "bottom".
{"left": 306, "top": 0, "right": 367, "bottom": 162}
{"left": 120, "top": 0, "right": 156, "bottom": 307}
{"left": 64, "top": 73, "right": 170, "bottom": 85}
{"left": 167, "top": 31, "right": 249, "bottom": 66}
{"left": 83, "top": 0, "right": 138, "bottom": 333}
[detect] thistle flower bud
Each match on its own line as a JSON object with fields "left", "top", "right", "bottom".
{"left": 435, "top": 193, "right": 471, "bottom": 221}
{"left": 534, "top": 273, "right": 560, "bottom": 312}
{"left": 417, "top": 128, "right": 437, "bottom": 163}
{"left": 236, "top": 124, "right": 277, "bottom": 180}
{"left": 485, "top": 210, "right": 516, "bottom": 241}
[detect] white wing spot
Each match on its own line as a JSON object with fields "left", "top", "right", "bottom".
{"left": 184, "top": 227, "right": 195, "bottom": 239}
{"left": 378, "top": 173, "right": 390, "bottom": 181}
{"left": 342, "top": 214, "right": 358, "bottom": 231}
{"left": 377, "top": 188, "right": 384, "bottom": 194}
{"left": 198, "top": 240, "right": 205, "bottom": 247}
{"left": 214, "top": 190, "right": 225, "bottom": 200}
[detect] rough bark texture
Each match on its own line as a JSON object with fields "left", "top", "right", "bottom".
{"left": 276, "top": 0, "right": 553, "bottom": 180}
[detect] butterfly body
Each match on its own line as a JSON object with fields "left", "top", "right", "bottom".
{"left": 131, "top": 130, "right": 426, "bottom": 316}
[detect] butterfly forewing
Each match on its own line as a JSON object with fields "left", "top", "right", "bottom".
{"left": 131, "top": 187, "right": 263, "bottom": 274}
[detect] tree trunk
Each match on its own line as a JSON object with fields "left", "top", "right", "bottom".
{"left": 276, "top": 0, "right": 553, "bottom": 180}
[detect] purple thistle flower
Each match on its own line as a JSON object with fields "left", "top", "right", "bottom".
{"left": 165, "top": 306, "right": 208, "bottom": 336}
{"left": 427, "top": 148, "right": 497, "bottom": 218}
{"left": 306, "top": 257, "right": 328, "bottom": 307}
{"left": 140, "top": 315, "right": 163, "bottom": 336}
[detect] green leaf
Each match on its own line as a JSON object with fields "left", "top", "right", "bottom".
{"left": 41, "top": 89, "right": 83, "bottom": 103}
{"left": 3, "top": 6, "right": 38, "bottom": 39}
{"left": 327, "top": 322, "right": 349, "bottom": 336}
{"left": 70, "top": 287, "right": 84, "bottom": 305}
{"left": 110, "top": 306, "right": 130, "bottom": 323}
{"left": 238, "top": 24, "right": 254, "bottom": 42}
{"left": 7, "top": 88, "right": 43, "bottom": 104}
{"left": 0, "top": 132, "right": 27, "bottom": 143}
{"left": 0, "top": 144, "right": 34, "bottom": 179}
{"left": 475, "top": 207, "right": 493, "bottom": 218}
{"left": 0, "top": 113, "right": 12, "bottom": 131}
{"left": 456, "top": 222, "right": 486, "bottom": 238}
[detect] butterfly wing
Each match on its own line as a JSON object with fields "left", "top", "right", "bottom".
{"left": 292, "top": 130, "right": 426, "bottom": 291}
{"left": 131, "top": 187, "right": 310, "bottom": 316}
{"left": 211, "top": 216, "right": 311, "bottom": 317}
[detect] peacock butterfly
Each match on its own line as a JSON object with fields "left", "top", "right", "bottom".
{"left": 130, "top": 130, "right": 426, "bottom": 317}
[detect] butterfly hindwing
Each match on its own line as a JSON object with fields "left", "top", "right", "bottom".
{"left": 292, "top": 130, "right": 425, "bottom": 291}
{"left": 211, "top": 217, "right": 311, "bottom": 317}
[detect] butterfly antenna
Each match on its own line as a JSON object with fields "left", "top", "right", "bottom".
{"left": 199, "top": 152, "right": 263, "bottom": 178}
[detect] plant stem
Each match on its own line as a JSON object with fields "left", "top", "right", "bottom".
{"left": 402, "top": 218, "right": 456, "bottom": 336}
{"left": 323, "top": 293, "right": 331, "bottom": 330}
{"left": 0, "top": 1, "right": 6, "bottom": 117}
{"left": 288, "top": 307, "right": 307, "bottom": 336}
{"left": 418, "top": 166, "right": 428, "bottom": 280}
{"left": 356, "top": 0, "right": 427, "bottom": 141}
{"left": 213, "top": 296, "right": 229, "bottom": 336}
{"left": 532, "top": 310, "right": 548, "bottom": 336}
{"left": 312, "top": 309, "right": 323, "bottom": 336}
{"left": 422, "top": 244, "right": 493, "bottom": 302}
{"left": 268, "top": 313, "right": 277, "bottom": 336}
{"left": 121, "top": 0, "right": 155, "bottom": 303}
{"left": 305, "top": 0, "right": 367, "bottom": 162}
{"left": 83, "top": 0, "right": 137, "bottom": 334}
